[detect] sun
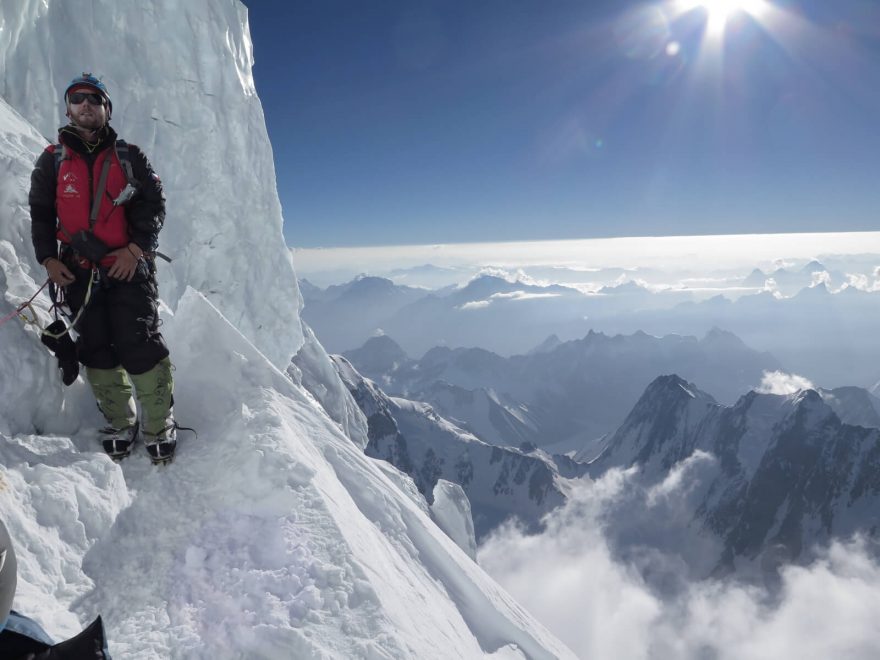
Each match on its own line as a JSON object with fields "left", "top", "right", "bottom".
{"left": 676, "top": 0, "right": 768, "bottom": 34}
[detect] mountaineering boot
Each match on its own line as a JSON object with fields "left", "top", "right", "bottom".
{"left": 129, "top": 357, "right": 176, "bottom": 464}
{"left": 86, "top": 365, "right": 138, "bottom": 459}
{"left": 143, "top": 422, "right": 178, "bottom": 465}
{"left": 98, "top": 421, "right": 140, "bottom": 461}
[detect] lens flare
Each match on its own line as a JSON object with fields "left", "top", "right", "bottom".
{"left": 676, "top": 0, "right": 768, "bottom": 35}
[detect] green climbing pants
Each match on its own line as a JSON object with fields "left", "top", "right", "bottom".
{"left": 86, "top": 357, "right": 174, "bottom": 435}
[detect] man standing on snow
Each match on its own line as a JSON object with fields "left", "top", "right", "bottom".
{"left": 28, "top": 73, "right": 177, "bottom": 464}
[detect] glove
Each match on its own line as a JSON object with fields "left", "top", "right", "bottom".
{"left": 40, "top": 320, "right": 79, "bottom": 386}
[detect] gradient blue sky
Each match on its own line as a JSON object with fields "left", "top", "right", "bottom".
{"left": 246, "top": 1, "right": 880, "bottom": 248}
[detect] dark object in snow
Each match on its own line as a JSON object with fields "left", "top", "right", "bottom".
{"left": 40, "top": 320, "right": 79, "bottom": 386}
{"left": 0, "top": 521, "right": 16, "bottom": 630}
{"left": 0, "top": 611, "right": 111, "bottom": 659}
{"left": 2, "top": 520, "right": 112, "bottom": 658}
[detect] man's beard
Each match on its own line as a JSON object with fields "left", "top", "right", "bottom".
{"left": 73, "top": 114, "right": 103, "bottom": 130}
{"left": 69, "top": 105, "right": 106, "bottom": 131}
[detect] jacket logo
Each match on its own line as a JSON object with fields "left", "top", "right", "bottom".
{"left": 63, "top": 184, "right": 79, "bottom": 195}
{"left": 62, "top": 171, "right": 78, "bottom": 183}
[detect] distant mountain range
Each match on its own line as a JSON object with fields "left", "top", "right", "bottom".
{"left": 740, "top": 259, "right": 847, "bottom": 294}
{"left": 300, "top": 276, "right": 430, "bottom": 353}
{"left": 332, "top": 356, "right": 568, "bottom": 539}
{"left": 591, "top": 375, "right": 880, "bottom": 574}
{"left": 344, "top": 328, "right": 783, "bottom": 454}
{"left": 301, "top": 272, "right": 880, "bottom": 389}
{"left": 327, "top": 350, "right": 880, "bottom": 579}
{"left": 325, "top": 325, "right": 880, "bottom": 579}
{"left": 598, "top": 283, "right": 880, "bottom": 389}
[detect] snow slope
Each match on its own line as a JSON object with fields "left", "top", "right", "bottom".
{"left": 2, "top": 290, "right": 573, "bottom": 658}
{"left": 0, "top": 1, "right": 573, "bottom": 657}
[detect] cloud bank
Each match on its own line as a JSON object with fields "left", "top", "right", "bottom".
{"left": 478, "top": 473, "right": 880, "bottom": 660}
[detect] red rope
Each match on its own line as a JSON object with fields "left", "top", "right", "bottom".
{"left": 0, "top": 279, "right": 50, "bottom": 329}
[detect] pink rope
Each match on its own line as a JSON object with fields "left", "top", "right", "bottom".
{"left": 0, "top": 279, "right": 50, "bottom": 328}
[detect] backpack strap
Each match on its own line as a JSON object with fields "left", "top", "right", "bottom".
{"left": 114, "top": 139, "right": 136, "bottom": 185}
{"left": 53, "top": 143, "right": 68, "bottom": 177}
{"left": 90, "top": 156, "right": 113, "bottom": 230}
{"left": 51, "top": 144, "right": 74, "bottom": 243}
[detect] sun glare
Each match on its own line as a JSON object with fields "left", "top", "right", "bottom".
{"left": 677, "top": 0, "right": 767, "bottom": 35}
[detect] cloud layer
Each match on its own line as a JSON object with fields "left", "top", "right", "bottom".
{"left": 478, "top": 473, "right": 880, "bottom": 659}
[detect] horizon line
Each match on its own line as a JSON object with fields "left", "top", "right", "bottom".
{"left": 290, "top": 229, "right": 880, "bottom": 253}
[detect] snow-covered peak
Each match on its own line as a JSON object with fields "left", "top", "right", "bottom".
{"left": 593, "top": 375, "right": 720, "bottom": 473}
{"left": 0, "top": 0, "right": 301, "bottom": 369}
{"left": 631, "top": 374, "right": 717, "bottom": 410}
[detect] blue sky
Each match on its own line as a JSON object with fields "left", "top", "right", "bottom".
{"left": 246, "top": 1, "right": 880, "bottom": 248}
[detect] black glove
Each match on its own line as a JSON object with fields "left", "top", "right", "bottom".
{"left": 40, "top": 320, "right": 79, "bottom": 386}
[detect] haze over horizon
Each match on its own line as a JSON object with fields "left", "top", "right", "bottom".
{"left": 291, "top": 229, "right": 880, "bottom": 285}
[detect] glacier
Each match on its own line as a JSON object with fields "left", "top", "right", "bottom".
{"left": 0, "top": 1, "right": 573, "bottom": 657}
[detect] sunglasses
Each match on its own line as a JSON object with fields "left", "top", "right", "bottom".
{"left": 68, "top": 92, "right": 105, "bottom": 106}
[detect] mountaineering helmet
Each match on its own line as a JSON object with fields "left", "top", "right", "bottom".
{"left": 64, "top": 73, "right": 112, "bottom": 116}
{"left": 0, "top": 519, "right": 17, "bottom": 630}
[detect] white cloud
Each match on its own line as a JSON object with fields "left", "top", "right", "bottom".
{"left": 457, "top": 290, "right": 562, "bottom": 310}
{"left": 479, "top": 472, "right": 880, "bottom": 660}
{"left": 810, "top": 270, "right": 832, "bottom": 288}
{"left": 489, "top": 291, "right": 561, "bottom": 302}
{"left": 646, "top": 450, "right": 714, "bottom": 507}
{"left": 757, "top": 370, "right": 816, "bottom": 395}
{"left": 473, "top": 266, "right": 542, "bottom": 286}
{"left": 457, "top": 300, "right": 491, "bottom": 311}
{"left": 846, "top": 273, "right": 871, "bottom": 291}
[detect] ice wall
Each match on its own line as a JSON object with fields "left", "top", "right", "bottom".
{"left": 0, "top": 0, "right": 302, "bottom": 368}
{"left": 0, "top": 97, "right": 86, "bottom": 436}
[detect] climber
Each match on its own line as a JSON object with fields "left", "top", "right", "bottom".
{"left": 29, "top": 73, "right": 177, "bottom": 464}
